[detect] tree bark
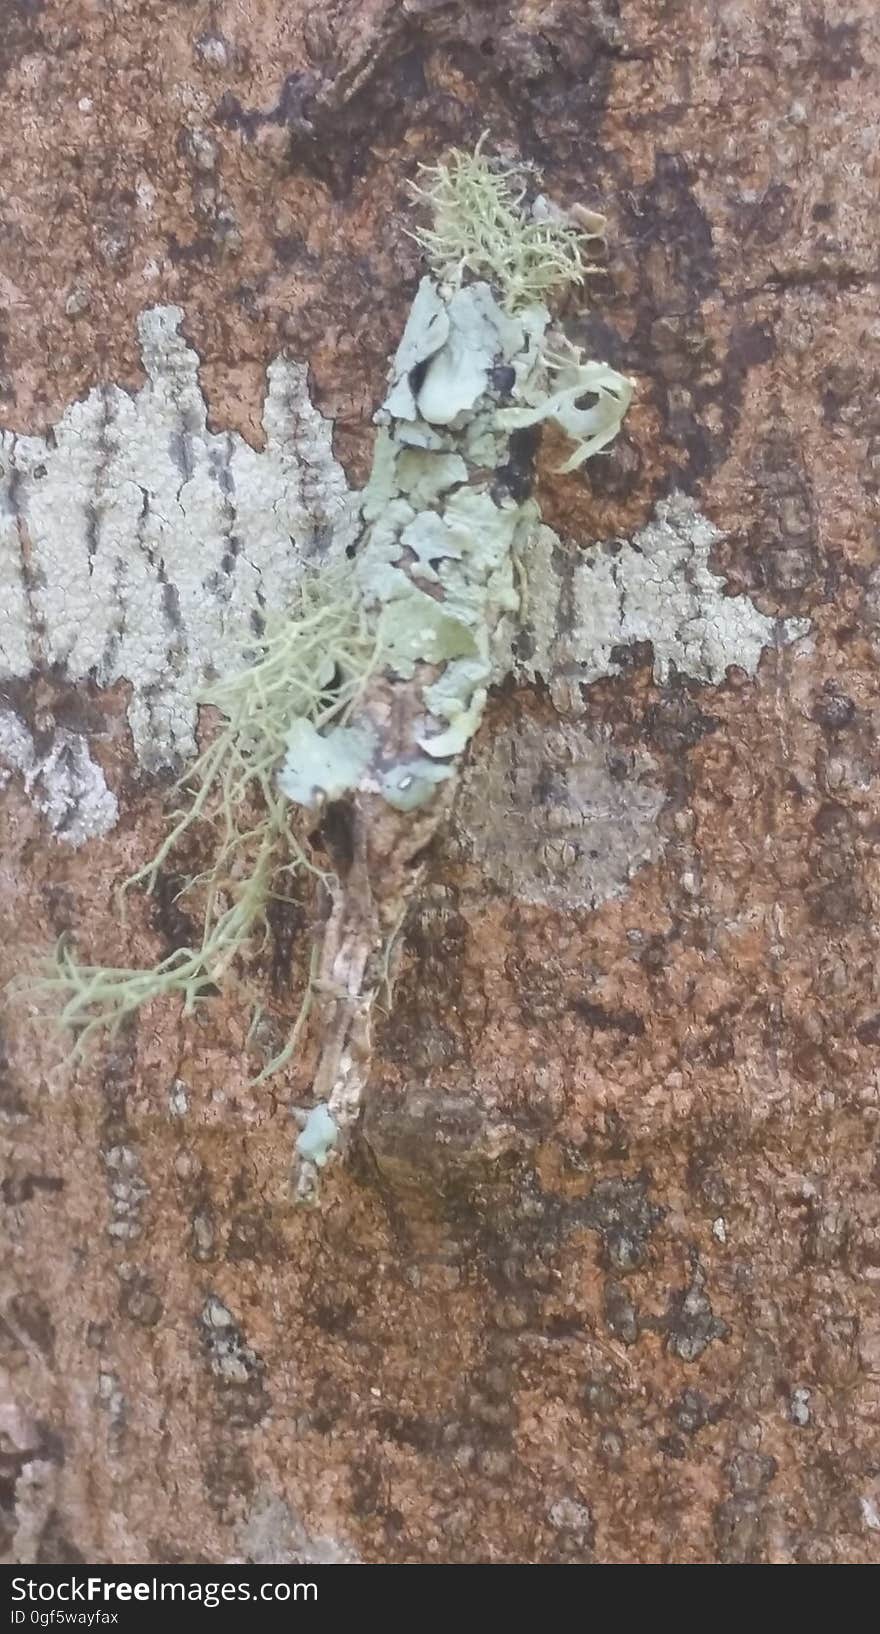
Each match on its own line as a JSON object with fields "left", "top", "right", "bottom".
{"left": 2, "top": 0, "right": 879, "bottom": 1565}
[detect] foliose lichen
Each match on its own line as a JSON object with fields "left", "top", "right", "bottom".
{"left": 23, "top": 139, "right": 633, "bottom": 1201}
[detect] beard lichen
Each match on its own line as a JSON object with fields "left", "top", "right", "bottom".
{"left": 27, "top": 567, "right": 380, "bottom": 1074}
{"left": 22, "top": 136, "right": 634, "bottom": 1201}
{"left": 406, "top": 134, "right": 603, "bottom": 312}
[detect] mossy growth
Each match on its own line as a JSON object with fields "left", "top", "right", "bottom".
{"left": 27, "top": 567, "right": 379, "bottom": 1077}
{"left": 407, "top": 134, "right": 603, "bottom": 312}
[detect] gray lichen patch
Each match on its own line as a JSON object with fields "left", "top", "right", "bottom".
{"left": 103, "top": 1142, "right": 149, "bottom": 1243}
{"left": 0, "top": 708, "right": 118, "bottom": 845}
{"left": 240, "top": 1491, "right": 360, "bottom": 1566}
{"left": 456, "top": 717, "right": 666, "bottom": 910}
{"left": 665, "top": 1270, "right": 729, "bottom": 1362}
{"left": 519, "top": 494, "right": 811, "bottom": 704}
{"left": 0, "top": 306, "right": 354, "bottom": 777}
{"left": 0, "top": 1397, "right": 62, "bottom": 1566}
{"left": 200, "top": 1296, "right": 267, "bottom": 1417}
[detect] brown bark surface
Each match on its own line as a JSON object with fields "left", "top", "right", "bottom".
{"left": 2, "top": 0, "right": 880, "bottom": 1564}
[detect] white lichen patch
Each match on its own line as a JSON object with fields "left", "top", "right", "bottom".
{"left": 456, "top": 717, "right": 665, "bottom": 909}
{"left": 0, "top": 708, "right": 118, "bottom": 845}
{"left": 519, "top": 494, "right": 810, "bottom": 702}
{"left": 0, "top": 306, "right": 354, "bottom": 777}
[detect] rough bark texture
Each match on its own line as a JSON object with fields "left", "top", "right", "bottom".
{"left": 2, "top": 0, "right": 880, "bottom": 1566}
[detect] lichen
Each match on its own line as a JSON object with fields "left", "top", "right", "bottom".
{"left": 407, "top": 135, "right": 602, "bottom": 312}
{"left": 21, "top": 136, "right": 633, "bottom": 1201}
{"left": 456, "top": 719, "right": 666, "bottom": 910}
{"left": 517, "top": 494, "right": 811, "bottom": 702}
{"left": 0, "top": 306, "right": 354, "bottom": 775}
{"left": 294, "top": 1103, "right": 339, "bottom": 1170}
{"left": 0, "top": 711, "right": 118, "bottom": 846}
{"left": 498, "top": 338, "right": 634, "bottom": 471}
{"left": 23, "top": 567, "right": 377, "bottom": 1064}
{"left": 279, "top": 719, "right": 378, "bottom": 809}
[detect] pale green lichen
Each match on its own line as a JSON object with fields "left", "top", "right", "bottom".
{"left": 357, "top": 328, "right": 537, "bottom": 759}
{"left": 279, "top": 719, "right": 377, "bottom": 809}
{"left": 374, "top": 589, "right": 480, "bottom": 674}
{"left": 295, "top": 1103, "right": 339, "bottom": 1168}
{"left": 498, "top": 338, "right": 634, "bottom": 472}
{"left": 25, "top": 568, "right": 379, "bottom": 1063}
{"left": 378, "top": 757, "right": 454, "bottom": 812}
{"left": 23, "top": 135, "right": 633, "bottom": 1107}
{"left": 407, "top": 136, "right": 600, "bottom": 312}
{"left": 379, "top": 278, "right": 538, "bottom": 436}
